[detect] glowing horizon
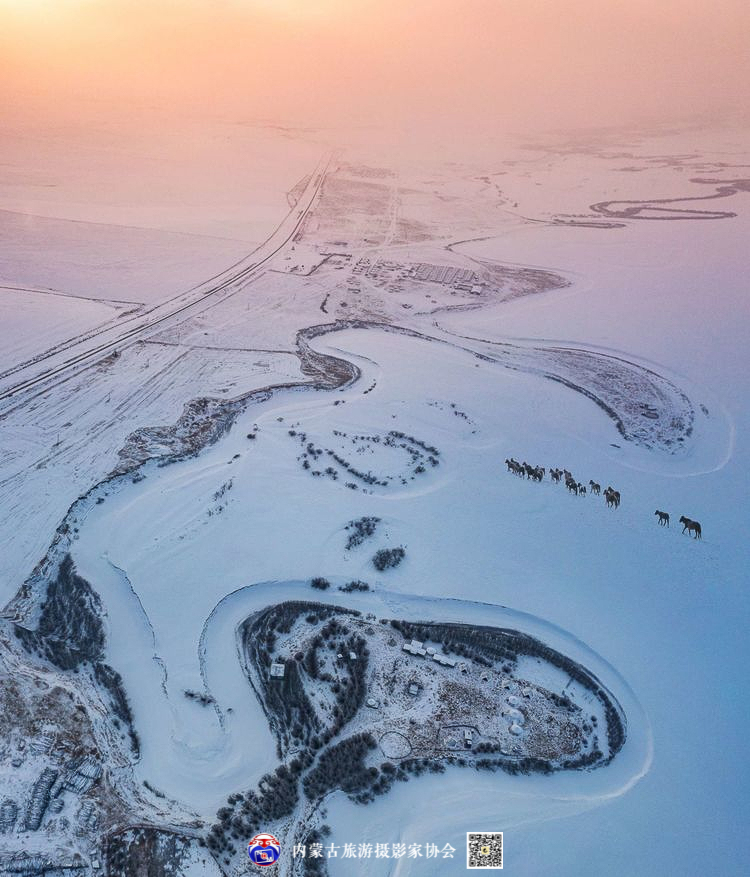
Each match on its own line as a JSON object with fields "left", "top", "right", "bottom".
{"left": 1, "top": 0, "right": 748, "bottom": 136}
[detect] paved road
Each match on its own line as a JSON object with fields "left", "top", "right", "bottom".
{"left": 0, "top": 152, "right": 332, "bottom": 405}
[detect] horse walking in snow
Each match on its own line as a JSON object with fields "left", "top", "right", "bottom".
{"left": 679, "top": 516, "right": 702, "bottom": 539}
{"left": 589, "top": 480, "right": 601, "bottom": 495}
{"left": 604, "top": 487, "right": 620, "bottom": 508}
{"left": 505, "top": 458, "right": 523, "bottom": 476}
{"left": 655, "top": 510, "right": 669, "bottom": 527}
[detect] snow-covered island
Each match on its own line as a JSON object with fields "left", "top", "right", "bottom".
{"left": 202, "top": 598, "right": 626, "bottom": 873}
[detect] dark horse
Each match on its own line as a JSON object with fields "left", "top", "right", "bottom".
{"left": 679, "top": 516, "right": 702, "bottom": 539}
{"left": 604, "top": 487, "right": 620, "bottom": 508}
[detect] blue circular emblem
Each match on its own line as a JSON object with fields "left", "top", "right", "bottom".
{"left": 248, "top": 833, "right": 281, "bottom": 866}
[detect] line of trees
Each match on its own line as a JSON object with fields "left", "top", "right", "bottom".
{"left": 14, "top": 554, "right": 140, "bottom": 755}
{"left": 302, "top": 733, "right": 377, "bottom": 799}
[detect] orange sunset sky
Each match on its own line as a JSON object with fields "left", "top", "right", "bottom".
{"left": 1, "top": 0, "right": 748, "bottom": 135}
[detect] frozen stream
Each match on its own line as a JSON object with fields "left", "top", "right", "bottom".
{"left": 68, "top": 323, "right": 724, "bottom": 843}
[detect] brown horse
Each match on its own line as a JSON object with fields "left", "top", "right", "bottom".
{"left": 655, "top": 510, "right": 670, "bottom": 526}
{"left": 604, "top": 487, "right": 620, "bottom": 508}
{"left": 679, "top": 516, "right": 702, "bottom": 539}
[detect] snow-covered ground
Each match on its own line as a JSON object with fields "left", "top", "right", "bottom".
{"left": 1, "top": 122, "right": 748, "bottom": 875}
{"left": 0, "top": 285, "right": 125, "bottom": 373}
{"left": 0, "top": 208, "right": 253, "bottom": 305}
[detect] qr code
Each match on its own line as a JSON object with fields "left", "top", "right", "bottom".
{"left": 467, "top": 832, "right": 503, "bottom": 869}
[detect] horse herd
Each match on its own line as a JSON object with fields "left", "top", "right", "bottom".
{"left": 505, "top": 458, "right": 702, "bottom": 538}
{"left": 505, "top": 458, "right": 620, "bottom": 505}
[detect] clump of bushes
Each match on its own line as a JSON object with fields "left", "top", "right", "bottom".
{"left": 184, "top": 690, "right": 215, "bottom": 706}
{"left": 344, "top": 516, "right": 381, "bottom": 550}
{"left": 339, "top": 580, "right": 370, "bottom": 593}
{"left": 372, "top": 547, "right": 406, "bottom": 571}
{"left": 311, "top": 577, "right": 330, "bottom": 591}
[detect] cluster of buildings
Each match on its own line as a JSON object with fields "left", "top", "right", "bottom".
{"left": 412, "top": 262, "right": 478, "bottom": 288}
{"left": 24, "top": 768, "right": 58, "bottom": 832}
{"left": 1, "top": 750, "right": 103, "bottom": 842}
{"left": 402, "top": 639, "right": 457, "bottom": 668}
{"left": 413, "top": 262, "right": 484, "bottom": 294}
{"left": 0, "top": 852, "right": 86, "bottom": 874}
{"left": 0, "top": 801, "right": 17, "bottom": 835}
